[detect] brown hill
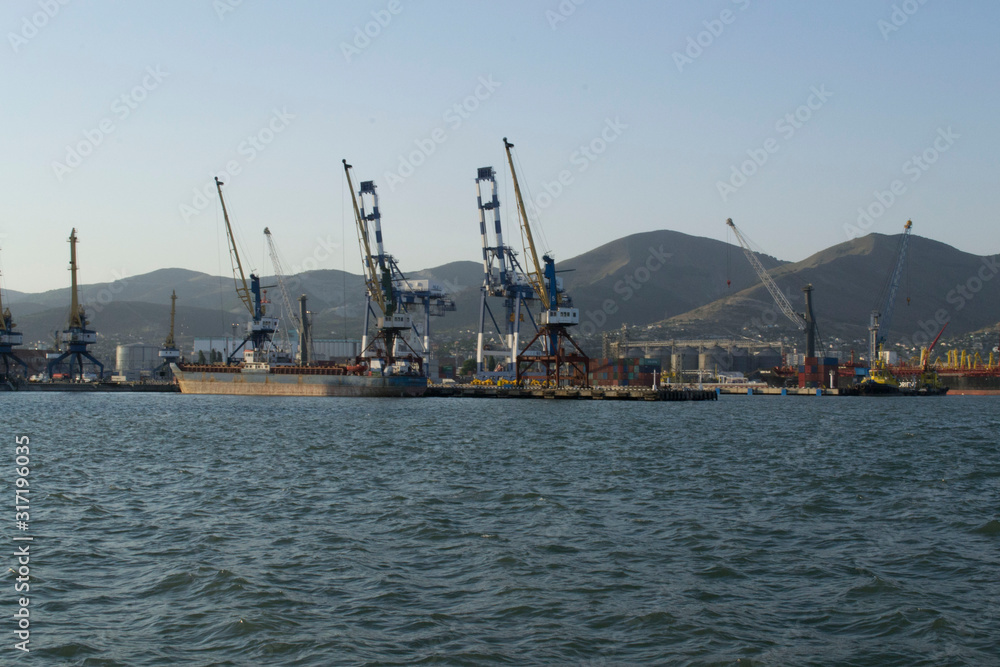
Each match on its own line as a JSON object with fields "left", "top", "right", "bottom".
{"left": 660, "top": 233, "right": 1000, "bottom": 349}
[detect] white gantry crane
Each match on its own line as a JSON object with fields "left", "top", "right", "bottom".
{"left": 726, "top": 218, "right": 816, "bottom": 358}
{"left": 264, "top": 227, "right": 312, "bottom": 364}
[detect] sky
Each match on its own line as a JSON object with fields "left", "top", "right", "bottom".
{"left": 1, "top": 0, "right": 998, "bottom": 293}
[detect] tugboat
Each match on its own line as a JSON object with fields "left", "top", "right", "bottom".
{"left": 856, "top": 364, "right": 902, "bottom": 396}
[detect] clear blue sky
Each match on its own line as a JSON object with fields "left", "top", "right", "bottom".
{"left": 2, "top": 0, "right": 997, "bottom": 293}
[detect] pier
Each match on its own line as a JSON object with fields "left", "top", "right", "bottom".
{"left": 425, "top": 385, "right": 717, "bottom": 401}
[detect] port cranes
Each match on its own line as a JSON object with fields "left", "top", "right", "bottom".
{"left": 0, "top": 252, "right": 27, "bottom": 378}
{"left": 47, "top": 229, "right": 104, "bottom": 379}
{"left": 726, "top": 218, "right": 817, "bottom": 358}
{"left": 215, "top": 177, "right": 279, "bottom": 365}
{"left": 473, "top": 164, "right": 539, "bottom": 379}
{"left": 503, "top": 137, "right": 589, "bottom": 386}
{"left": 343, "top": 159, "right": 425, "bottom": 375}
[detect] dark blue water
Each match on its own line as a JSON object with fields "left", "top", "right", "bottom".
{"left": 4, "top": 394, "right": 999, "bottom": 665}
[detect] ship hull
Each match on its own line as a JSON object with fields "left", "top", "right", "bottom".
{"left": 855, "top": 380, "right": 901, "bottom": 396}
{"left": 938, "top": 372, "right": 1000, "bottom": 395}
{"left": 171, "top": 365, "right": 427, "bottom": 397}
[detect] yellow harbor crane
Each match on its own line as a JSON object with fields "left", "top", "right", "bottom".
{"left": 213, "top": 178, "right": 279, "bottom": 364}
{"left": 502, "top": 137, "right": 588, "bottom": 386}
{"left": 47, "top": 229, "right": 104, "bottom": 380}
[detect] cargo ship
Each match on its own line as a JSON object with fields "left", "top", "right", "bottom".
{"left": 170, "top": 354, "right": 427, "bottom": 397}
{"left": 936, "top": 370, "right": 1000, "bottom": 396}
{"left": 171, "top": 176, "right": 428, "bottom": 398}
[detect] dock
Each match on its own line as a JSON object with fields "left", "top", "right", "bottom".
{"left": 2, "top": 381, "right": 179, "bottom": 393}
{"left": 424, "top": 385, "right": 717, "bottom": 401}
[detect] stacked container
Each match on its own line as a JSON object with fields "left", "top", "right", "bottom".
{"left": 589, "top": 357, "right": 662, "bottom": 387}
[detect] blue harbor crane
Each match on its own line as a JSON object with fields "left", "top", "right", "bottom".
{"left": 861, "top": 220, "right": 913, "bottom": 392}
{"left": 343, "top": 160, "right": 429, "bottom": 376}
{"left": 47, "top": 229, "right": 104, "bottom": 380}
{"left": 473, "top": 164, "right": 539, "bottom": 380}
{"left": 214, "top": 177, "right": 279, "bottom": 365}
{"left": 0, "top": 255, "right": 27, "bottom": 378}
{"left": 502, "top": 138, "right": 589, "bottom": 386}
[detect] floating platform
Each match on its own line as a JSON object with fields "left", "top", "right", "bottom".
{"left": 425, "top": 385, "right": 717, "bottom": 401}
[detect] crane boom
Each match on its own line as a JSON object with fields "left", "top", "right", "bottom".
{"left": 726, "top": 219, "right": 803, "bottom": 330}
{"left": 869, "top": 220, "right": 913, "bottom": 362}
{"left": 215, "top": 177, "right": 254, "bottom": 317}
{"left": 504, "top": 137, "right": 550, "bottom": 308}
{"left": 264, "top": 228, "right": 303, "bottom": 335}
{"left": 343, "top": 159, "right": 386, "bottom": 315}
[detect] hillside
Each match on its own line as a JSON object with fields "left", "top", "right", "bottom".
{"left": 559, "top": 230, "right": 782, "bottom": 333}
{"left": 658, "top": 233, "right": 1000, "bottom": 348}
{"left": 5, "top": 230, "right": 997, "bottom": 360}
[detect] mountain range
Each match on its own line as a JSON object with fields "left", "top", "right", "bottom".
{"left": 4, "top": 229, "right": 998, "bottom": 359}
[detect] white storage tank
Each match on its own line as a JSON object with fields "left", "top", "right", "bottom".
{"left": 671, "top": 346, "right": 699, "bottom": 372}
{"left": 116, "top": 343, "right": 160, "bottom": 373}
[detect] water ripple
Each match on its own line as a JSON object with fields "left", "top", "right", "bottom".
{"left": 4, "top": 393, "right": 998, "bottom": 664}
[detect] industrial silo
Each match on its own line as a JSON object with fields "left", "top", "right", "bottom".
{"left": 672, "top": 346, "right": 699, "bottom": 374}
{"left": 116, "top": 343, "right": 160, "bottom": 374}
{"left": 753, "top": 346, "right": 782, "bottom": 371}
{"left": 730, "top": 347, "right": 751, "bottom": 374}
{"left": 699, "top": 345, "right": 730, "bottom": 373}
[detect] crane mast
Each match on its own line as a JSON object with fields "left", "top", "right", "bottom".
{"left": 343, "top": 160, "right": 387, "bottom": 315}
{"left": 726, "top": 219, "right": 802, "bottom": 330}
{"left": 504, "top": 137, "right": 551, "bottom": 308}
{"left": 165, "top": 290, "right": 177, "bottom": 349}
{"left": 215, "top": 177, "right": 254, "bottom": 317}
{"left": 156, "top": 290, "right": 181, "bottom": 376}
{"left": 501, "top": 137, "right": 587, "bottom": 386}
{"left": 47, "top": 229, "right": 104, "bottom": 380}
{"left": 213, "top": 178, "right": 278, "bottom": 364}
{"left": 343, "top": 159, "right": 423, "bottom": 375}
{"left": 264, "top": 228, "right": 304, "bottom": 334}
{"left": 473, "top": 165, "right": 537, "bottom": 379}
{"left": 868, "top": 220, "right": 913, "bottom": 365}
{"left": 726, "top": 218, "right": 816, "bottom": 359}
